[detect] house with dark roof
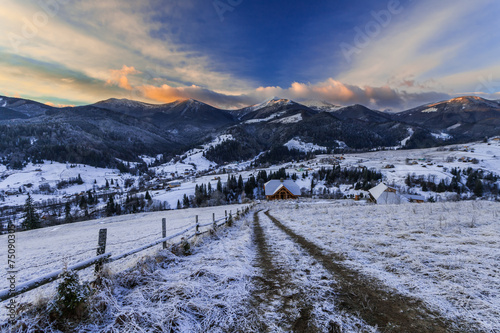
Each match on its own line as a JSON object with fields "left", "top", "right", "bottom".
{"left": 264, "top": 179, "right": 301, "bottom": 200}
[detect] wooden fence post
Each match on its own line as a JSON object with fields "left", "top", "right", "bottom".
{"left": 95, "top": 228, "right": 107, "bottom": 273}
{"left": 225, "top": 210, "right": 227, "bottom": 223}
{"left": 196, "top": 215, "right": 200, "bottom": 235}
{"left": 162, "top": 218, "right": 167, "bottom": 249}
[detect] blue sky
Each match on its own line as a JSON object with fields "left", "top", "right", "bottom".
{"left": 0, "top": 0, "right": 499, "bottom": 110}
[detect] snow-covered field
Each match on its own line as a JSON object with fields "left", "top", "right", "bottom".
{"left": 2, "top": 198, "right": 500, "bottom": 331}
{"left": 0, "top": 204, "right": 248, "bottom": 307}
{"left": 267, "top": 199, "right": 500, "bottom": 331}
{"left": 0, "top": 162, "right": 122, "bottom": 207}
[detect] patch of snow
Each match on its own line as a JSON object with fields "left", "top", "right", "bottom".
{"left": 244, "top": 111, "right": 287, "bottom": 124}
{"left": 271, "top": 113, "right": 302, "bottom": 124}
{"left": 447, "top": 123, "right": 461, "bottom": 130}
{"left": 203, "top": 134, "right": 234, "bottom": 149}
{"left": 284, "top": 138, "right": 327, "bottom": 152}
{"left": 431, "top": 132, "right": 452, "bottom": 140}
{"left": 422, "top": 107, "right": 438, "bottom": 113}
{"left": 335, "top": 140, "right": 348, "bottom": 149}
{"left": 401, "top": 128, "right": 414, "bottom": 146}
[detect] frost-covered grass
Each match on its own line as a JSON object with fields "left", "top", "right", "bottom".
{"left": 267, "top": 200, "right": 500, "bottom": 331}
{"left": 6, "top": 211, "right": 257, "bottom": 332}
{"left": 0, "top": 204, "right": 247, "bottom": 309}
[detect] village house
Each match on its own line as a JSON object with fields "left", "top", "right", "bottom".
{"left": 264, "top": 179, "right": 301, "bottom": 200}
{"left": 368, "top": 183, "right": 402, "bottom": 204}
{"left": 402, "top": 194, "right": 425, "bottom": 203}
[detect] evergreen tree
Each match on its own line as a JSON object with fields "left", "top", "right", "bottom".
{"left": 238, "top": 175, "right": 244, "bottom": 190}
{"left": 176, "top": 200, "right": 182, "bottom": 209}
{"left": 106, "top": 195, "right": 116, "bottom": 216}
{"left": 182, "top": 194, "right": 190, "bottom": 208}
{"left": 145, "top": 191, "right": 152, "bottom": 202}
{"left": 105, "top": 179, "right": 110, "bottom": 188}
{"left": 79, "top": 195, "right": 88, "bottom": 210}
{"left": 474, "top": 180, "right": 484, "bottom": 197}
{"left": 22, "top": 193, "right": 41, "bottom": 230}
{"left": 76, "top": 174, "right": 83, "bottom": 185}
{"left": 65, "top": 201, "right": 72, "bottom": 223}
{"left": 217, "top": 179, "right": 223, "bottom": 192}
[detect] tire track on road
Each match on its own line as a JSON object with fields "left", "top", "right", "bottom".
{"left": 251, "top": 210, "right": 319, "bottom": 332}
{"left": 264, "top": 210, "right": 459, "bottom": 332}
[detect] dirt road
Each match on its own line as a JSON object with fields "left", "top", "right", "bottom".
{"left": 250, "top": 210, "right": 461, "bottom": 332}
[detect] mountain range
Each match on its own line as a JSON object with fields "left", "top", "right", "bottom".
{"left": 1, "top": 94, "right": 499, "bottom": 168}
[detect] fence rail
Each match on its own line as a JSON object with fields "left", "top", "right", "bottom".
{"left": 1, "top": 206, "right": 253, "bottom": 302}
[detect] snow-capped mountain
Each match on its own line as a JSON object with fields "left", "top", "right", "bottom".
{"left": 1, "top": 94, "right": 500, "bottom": 168}
{"left": 394, "top": 96, "right": 500, "bottom": 138}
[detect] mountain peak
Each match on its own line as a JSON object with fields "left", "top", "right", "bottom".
{"left": 299, "top": 100, "right": 342, "bottom": 112}
{"left": 248, "top": 97, "right": 294, "bottom": 111}
{"left": 95, "top": 98, "right": 155, "bottom": 109}
{"left": 449, "top": 96, "right": 486, "bottom": 104}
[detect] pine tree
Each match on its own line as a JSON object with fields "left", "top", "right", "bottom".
{"left": 145, "top": 191, "right": 152, "bottom": 202}
{"left": 22, "top": 193, "right": 41, "bottom": 230}
{"left": 238, "top": 175, "right": 244, "bottom": 190}
{"left": 79, "top": 196, "right": 88, "bottom": 210}
{"left": 176, "top": 200, "right": 182, "bottom": 209}
{"left": 474, "top": 180, "right": 484, "bottom": 197}
{"left": 65, "top": 201, "right": 72, "bottom": 223}
{"left": 106, "top": 195, "right": 116, "bottom": 216}
{"left": 182, "top": 194, "right": 190, "bottom": 208}
{"left": 105, "top": 179, "right": 109, "bottom": 188}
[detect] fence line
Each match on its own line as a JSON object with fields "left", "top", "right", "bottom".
{"left": 0, "top": 205, "right": 253, "bottom": 302}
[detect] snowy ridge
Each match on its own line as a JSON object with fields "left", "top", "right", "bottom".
{"left": 300, "top": 100, "right": 342, "bottom": 111}
{"left": 271, "top": 113, "right": 302, "bottom": 124}
{"left": 246, "top": 97, "right": 293, "bottom": 112}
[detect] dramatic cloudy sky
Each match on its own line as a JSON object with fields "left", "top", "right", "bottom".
{"left": 1, "top": 0, "right": 499, "bottom": 110}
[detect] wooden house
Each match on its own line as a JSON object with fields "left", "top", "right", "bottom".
{"left": 264, "top": 179, "right": 301, "bottom": 200}
{"left": 402, "top": 194, "right": 425, "bottom": 203}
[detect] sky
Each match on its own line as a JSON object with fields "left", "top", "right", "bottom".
{"left": 1, "top": 0, "right": 499, "bottom": 111}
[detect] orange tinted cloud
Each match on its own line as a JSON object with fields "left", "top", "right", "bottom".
{"left": 107, "top": 65, "right": 141, "bottom": 90}
{"left": 45, "top": 102, "right": 75, "bottom": 108}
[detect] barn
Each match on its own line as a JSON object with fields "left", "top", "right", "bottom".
{"left": 369, "top": 183, "right": 402, "bottom": 204}
{"left": 264, "top": 179, "right": 301, "bottom": 200}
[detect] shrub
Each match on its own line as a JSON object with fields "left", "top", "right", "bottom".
{"left": 48, "top": 267, "right": 89, "bottom": 320}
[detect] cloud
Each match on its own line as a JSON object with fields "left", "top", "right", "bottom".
{"left": 45, "top": 102, "right": 75, "bottom": 108}
{"left": 133, "top": 78, "right": 451, "bottom": 111}
{"left": 337, "top": 0, "right": 496, "bottom": 94}
{"left": 139, "top": 84, "right": 254, "bottom": 109}
{"left": 107, "top": 65, "right": 141, "bottom": 90}
{"left": 0, "top": 0, "right": 253, "bottom": 105}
